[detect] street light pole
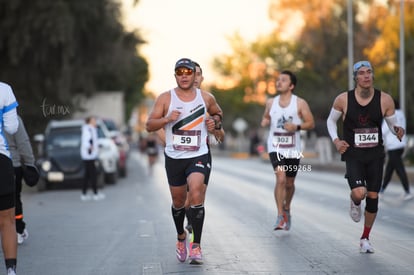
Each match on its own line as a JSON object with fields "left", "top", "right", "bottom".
{"left": 347, "top": 0, "right": 354, "bottom": 90}
{"left": 399, "top": 0, "right": 405, "bottom": 116}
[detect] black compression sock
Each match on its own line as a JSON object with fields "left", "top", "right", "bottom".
{"left": 5, "top": 259, "right": 16, "bottom": 271}
{"left": 171, "top": 206, "right": 186, "bottom": 236}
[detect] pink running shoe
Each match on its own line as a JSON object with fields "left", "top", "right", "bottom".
{"left": 176, "top": 238, "right": 187, "bottom": 262}
{"left": 189, "top": 245, "right": 203, "bottom": 265}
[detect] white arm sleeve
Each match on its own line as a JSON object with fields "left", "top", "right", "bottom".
{"left": 384, "top": 114, "right": 397, "bottom": 135}
{"left": 326, "top": 108, "right": 342, "bottom": 141}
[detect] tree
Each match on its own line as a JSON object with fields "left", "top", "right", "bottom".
{"left": 210, "top": 0, "right": 414, "bottom": 132}
{"left": 0, "top": 0, "right": 148, "bottom": 134}
{"left": 212, "top": 0, "right": 354, "bottom": 125}
{"left": 363, "top": 1, "right": 414, "bottom": 132}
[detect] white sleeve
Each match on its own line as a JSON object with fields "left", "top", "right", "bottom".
{"left": 384, "top": 114, "right": 398, "bottom": 135}
{"left": 326, "top": 108, "right": 342, "bottom": 141}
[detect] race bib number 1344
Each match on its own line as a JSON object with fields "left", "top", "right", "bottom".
{"left": 354, "top": 128, "right": 379, "bottom": 148}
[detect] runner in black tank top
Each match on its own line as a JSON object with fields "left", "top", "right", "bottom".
{"left": 342, "top": 88, "right": 384, "bottom": 162}
{"left": 326, "top": 60, "right": 405, "bottom": 254}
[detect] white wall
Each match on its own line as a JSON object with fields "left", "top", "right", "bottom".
{"left": 73, "top": 91, "right": 125, "bottom": 128}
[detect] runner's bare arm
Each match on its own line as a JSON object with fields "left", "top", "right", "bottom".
{"left": 203, "top": 91, "right": 223, "bottom": 119}
{"left": 261, "top": 98, "right": 273, "bottom": 127}
{"left": 332, "top": 92, "right": 347, "bottom": 115}
{"left": 146, "top": 92, "right": 174, "bottom": 132}
{"left": 298, "top": 98, "right": 315, "bottom": 130}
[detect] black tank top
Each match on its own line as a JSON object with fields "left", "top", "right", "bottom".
{"left": 342, "top": 89, "right": 384, "bottom": 161}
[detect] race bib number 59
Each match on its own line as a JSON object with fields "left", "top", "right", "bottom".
{"left": 172, "top": 130, "right": 201, "bottom": 151}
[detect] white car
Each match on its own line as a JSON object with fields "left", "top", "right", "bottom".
{"left": 96, "top": 119, "right": 120, "bottom": 183}
{"left": 101, "top": 118, "right": 130, "bottom": 177}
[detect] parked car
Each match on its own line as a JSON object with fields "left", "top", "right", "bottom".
{"left": 35, "top": 119, "right": 120, "bottom": 190}
{"left": 96, "top": 119, "right": 120, "bottom": 183}
{"left": 101, "top": 118, "right": 129, "bottom": 177}
{"left": 34, "top": 120, "right": 105, "bottom": 191}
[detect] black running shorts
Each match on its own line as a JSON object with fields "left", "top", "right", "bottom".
{"left": 345, "top": 156, "right": 384, "bottom": 192}
{"left": 269, "top": 152, "right": 300, "bottom": 178}
{"left": 165, "top": 153, "right": 211, "bottom": 186}
{"left": 0, "top": 153, "right": 15, "bottom": 209}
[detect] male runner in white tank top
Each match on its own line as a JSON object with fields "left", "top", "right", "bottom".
{"left": 146, "top": 58, "right": 224, "bottom": 265}
{"left": 261, "top": 70, "right": 314, "bottom": 231}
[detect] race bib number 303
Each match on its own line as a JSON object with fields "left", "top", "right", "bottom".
{"left": 172, "top": 130, "right": 201, "bottom": 151}
{"left": 354, "top": 128, "right": 379, "bottom": 148}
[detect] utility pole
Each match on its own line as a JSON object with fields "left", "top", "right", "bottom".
{"left": 399, "top": 0, "right": 406, "bottom": 116}
{"left": 347, "top": 0, "right": 354, "bottom": 90}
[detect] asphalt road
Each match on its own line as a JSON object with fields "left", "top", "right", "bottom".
{"left": 8, "top": 149, "right": 414, "bottom": 274}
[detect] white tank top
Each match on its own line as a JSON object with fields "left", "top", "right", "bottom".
{"left": 266, "top": 94, "right": 302, "bottom": 157}
{"left": 164, "top": 88, "right": 209, "bottom": 159}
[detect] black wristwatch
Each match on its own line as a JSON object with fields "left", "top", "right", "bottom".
{"left": 215, "top": 122, "right": 222, "bottom": 130}
{"left": 296, "top": 125, "right": 301, "bottom": 131}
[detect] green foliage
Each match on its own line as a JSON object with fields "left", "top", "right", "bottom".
{"left": 0, "top": 0, "right": 148, "bottom": 135}
{"left": 211, "top": 86, "right": 264, "bottom": 136}
{"left": 211, "top": 0, "right": 414, "bottom": 133}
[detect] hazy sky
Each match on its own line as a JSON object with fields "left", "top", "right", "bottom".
{"left": 122, "top": 0, "right": 274, "bottom": 94}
